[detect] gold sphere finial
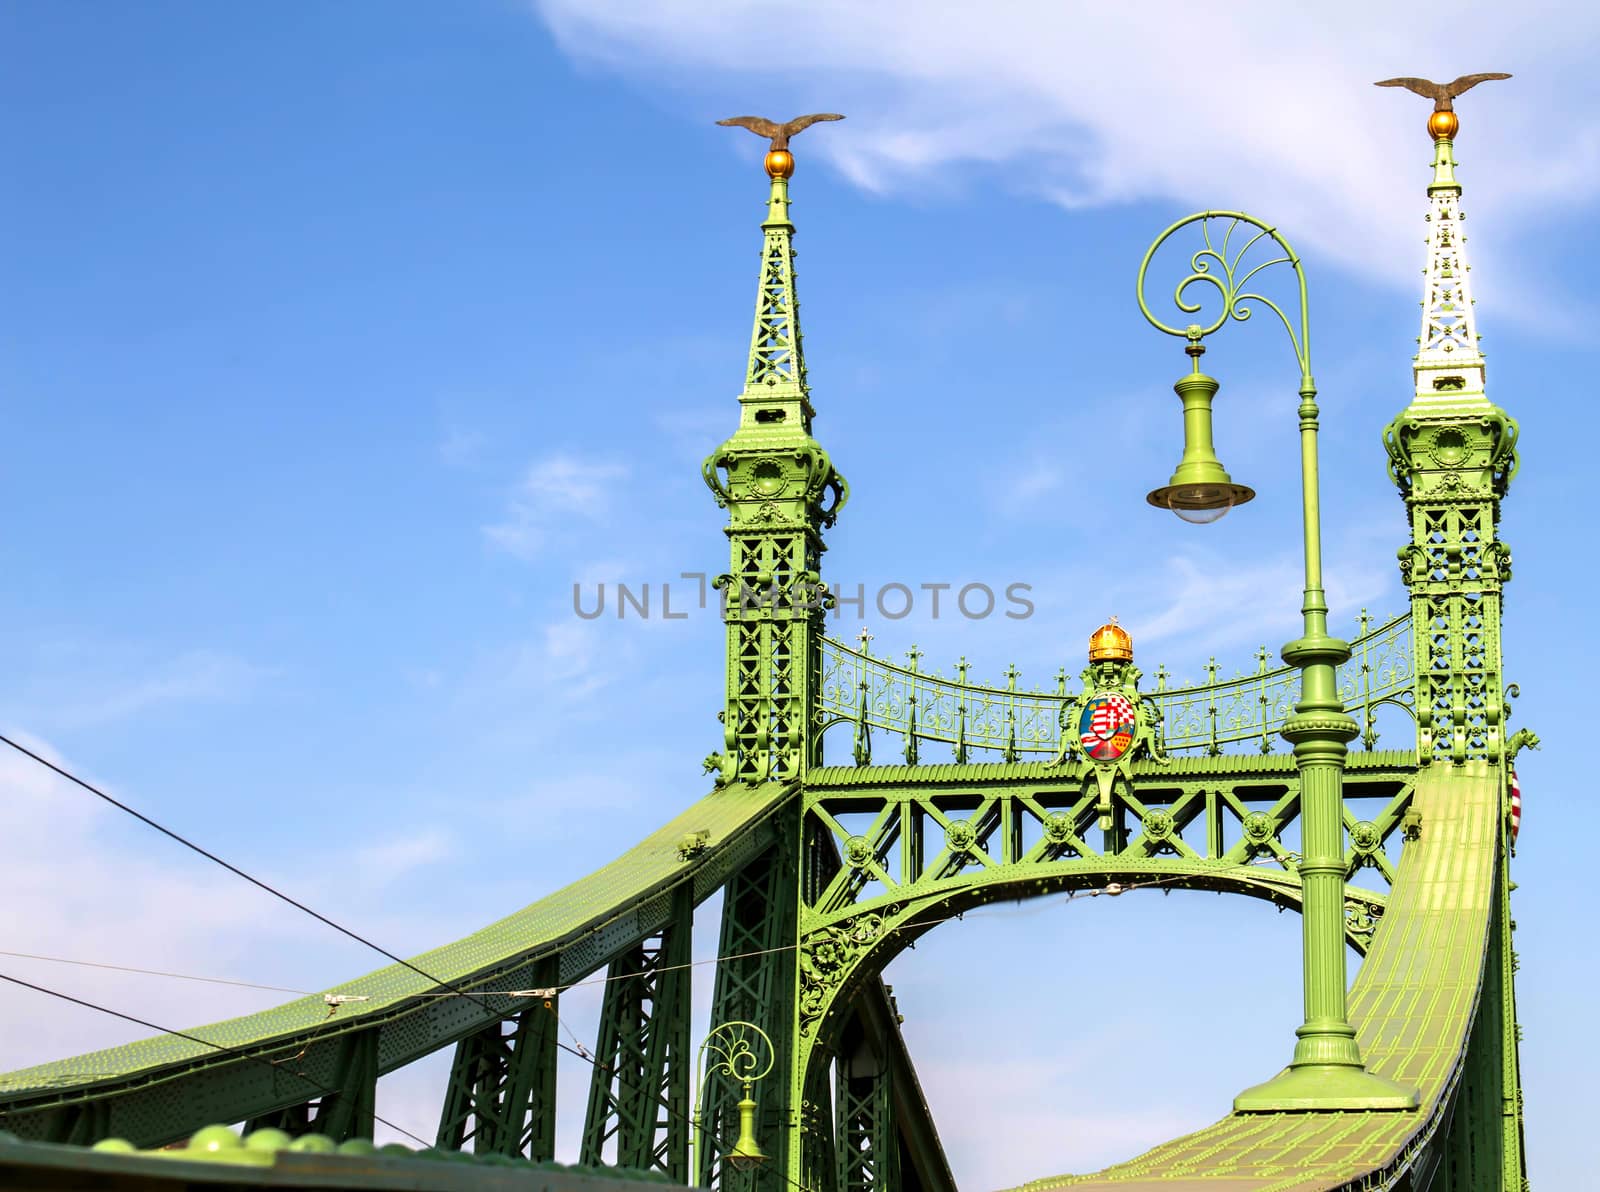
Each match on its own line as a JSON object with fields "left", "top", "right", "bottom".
{"left": 1089, "top": 617, "right": 1133, "bottom": 663}
{"left": 764, "top": 149, "right": 795, "bottom": 179}
{"left": 1428, "top": 110, "right": 1459, "bottom": 140}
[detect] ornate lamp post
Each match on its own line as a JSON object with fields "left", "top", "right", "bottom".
{"left": 690, "top": 1021, "right": 774, "bottom": 1185}
{"left": 1137, "top": 213, "right": 1417, "bottom": 1111}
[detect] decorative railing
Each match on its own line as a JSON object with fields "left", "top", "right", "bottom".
{"left": 818, "top": 611, "right": 1414, "bottom": 764}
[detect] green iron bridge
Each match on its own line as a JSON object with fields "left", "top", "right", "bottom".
{"left": 0, "top": 97, "right": 1531, "bottom": 1191}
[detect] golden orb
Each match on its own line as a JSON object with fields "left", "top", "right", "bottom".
{"left": 764, "top": 149, "right": 795, "bottom": 179}
{"left": 1428, "top": 110, "right": 1459, "bottom": 140}
{"left": 1088, "top": 619, "right": 1133, "bottom": 663}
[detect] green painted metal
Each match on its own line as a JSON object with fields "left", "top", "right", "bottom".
{"left": 780, "top": 760, "right": 1410, "bottom": 1155}
{"left": 1138, "top": 210, "right": 1416, "bottom": 1113}
{"left": 701, "top": 164, "right": 847, "bottom": 788}
{"left": 833, "top": 1012, "right": 898, "bottom": 1192}
{"left": 1382, "top": 138, "right": 1518, "bottom": 768}
{"left": 698, "top": 840, "right": 797, "bottom": 1192}
{"left": 0, "top": 1125, "right": 684, "bottom": 1188}
{"left": 1013, "top": 764, "right": 1504, "bottom": 1191}
{"left": 850, "top": 978, "right": 956, "bottom": 1192}
{"left": 435, "top": 957, "right": 560, "bottom": 1158}
{"left": 690, "top": 1020, "right": 777, "bottom": 1185}
{"left": 309, "top": 1028, "right": 379, "bottom": 1142}
{"left": 820, "top": 610, "right": 1413, "bottom": 762}
{"left": 0, "top": 781, "right": 794, "bottom": 1145}
{"left": 1, "top": 102, "right": 1535, "bottom": 1192}
{"left": 581, "top": 885, "right": 693, "bottom": 1180}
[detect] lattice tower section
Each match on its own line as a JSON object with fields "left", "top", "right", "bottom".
{"left": 704, "top": 170, "right": 847, "bottom": 784}
{"left": 1384, "top": 131, "right": 1519, "bottom": 765}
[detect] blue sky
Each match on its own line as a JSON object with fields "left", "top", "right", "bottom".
{"left": 0, "top": 2, "right": 1594, "bottom": 1186}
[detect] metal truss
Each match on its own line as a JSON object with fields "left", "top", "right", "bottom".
{"left": 434, "top": 958, "right": 558, "bottom": 1158}
{"left": 700, "top": 838, "right": 798, "bottom": 1191}
{"left": 241, "top": 1028, "right": 378, "bottom": 1143}
{"left": 580, "top": 885, "right": 693, "bottom": 1180}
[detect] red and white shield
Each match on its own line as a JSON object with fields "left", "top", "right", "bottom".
{"left": 1508, "top": 769, "right": 1521, "bottom": 843}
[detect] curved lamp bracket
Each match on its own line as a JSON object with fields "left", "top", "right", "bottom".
{"left": 1137, "top": 210, "right": 1313, "bottom": 386}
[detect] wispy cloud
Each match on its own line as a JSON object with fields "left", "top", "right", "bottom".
{"left": 536, "top": 0, "right": 1597, "bottom": 309}
{"left": 7, "top": 648, "right": 271, "bottom": 732}
{"left": 483, "top": 453, "right": 629, "bottom": 559}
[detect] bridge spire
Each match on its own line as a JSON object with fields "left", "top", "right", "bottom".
{"left": 703, "top": 121, "right": 848, "bottom": 786}
{"left": 1412, "top": 106, "right": 1486, "bottom": 408}
{"left": 1380, "top": 79, "right": 1519, "bottom": 766}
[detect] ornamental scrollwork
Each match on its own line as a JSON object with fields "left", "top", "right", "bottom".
{"left": 797, "top": 912, "right": 884, "bottom": 1036}
{"left": 1345, "top": 900, "right": 1383, "bottom": 942}
{"left": 818, "top": 611, "right": 1412, "bottom": 766}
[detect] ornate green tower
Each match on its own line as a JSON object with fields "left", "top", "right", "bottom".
{"left": 1381, "top": 94, "right": 1519, "bottom": 765}
{"left": 703, "top": 126, "right": 848, "bottom": 786}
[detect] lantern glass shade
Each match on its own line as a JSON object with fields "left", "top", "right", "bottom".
{"left": 1147, "top": 480, "right": 1255, "bottom": 524}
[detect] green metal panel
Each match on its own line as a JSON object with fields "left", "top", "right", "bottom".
{"left": 0, "top": 1130, "right": 689, "bottom": 1190}
{"left": 309, "top": 1029, "right": 378, "bottom": 1143}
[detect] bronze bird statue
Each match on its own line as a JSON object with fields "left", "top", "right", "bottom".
{"left": 716, "top": 112, "right": 845, "bottom": 151}
{"left": 1374, "top": 73, "right": 1511, "bottom": 112}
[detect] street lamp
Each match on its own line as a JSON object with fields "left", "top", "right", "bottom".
{"left": 691, "top": 1021, "right": 774, "bottom": 1185}
{"left": 1137, "top": 211, "right": 1417, "bottom": 1112}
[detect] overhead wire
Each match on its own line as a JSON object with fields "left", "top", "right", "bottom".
{"left": 0, "top": 970, "right": 432, "bottom": 1148}
{"left": 0, "top": 735, "right": 804, "bottom": 1176}
{"left": 0, "top": 732, "right": 505, "bottom": 1017}
{"left": 1, "top": 731, "right": 1322, "bottom": 1178}
{"left": 0, "top": 950, "right": 314, "bottom": 996}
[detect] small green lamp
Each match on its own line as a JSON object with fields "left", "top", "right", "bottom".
{"left": 1146, "top": 336, "right": 1255, "bottom": 524}
{"left": 726, "top": 1091, "right": 768, "bottom": 1170}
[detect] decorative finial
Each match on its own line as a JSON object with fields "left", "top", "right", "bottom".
{"left": 1374, "top": 73, "right": 1511, "bottom": 139}
{"left": 717, "top": 112, "right": 845, "bottom": 178}
{"left": 1088, "top": 618, "right": 1133, "bottom": 663}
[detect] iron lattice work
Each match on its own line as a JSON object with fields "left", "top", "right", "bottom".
{"left": 579, "top": 886, "right": 693, "bottom": 1180}
{"left": 1383, "top": 125, "right": 1519, "bottom": 767}
{"left": 788, "top": 760, "right": 1413, "bottom": 1063}
{"left": 703, "top": 165, "right": 847, "bottom": 787}
{"left": 434, "top": 958, "right": 559, "bottom": 1159}
{"left": 0, "top": 107, "right": 1536, "bottom": 1192}
{"left": 834, "top": 1014, "right": 900, "bottom": 1192}
{"left": 819, "top": 611, "right": 1414, "bottom": 765}
{"left": 699, "top": 839, "right": 798, "bottom": 1192}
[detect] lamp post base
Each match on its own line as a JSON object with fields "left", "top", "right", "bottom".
{"left": 1235, "top": 1063, "right": 1419, "bottom": 1112}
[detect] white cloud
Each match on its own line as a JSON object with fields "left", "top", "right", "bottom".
{"left": 483, "top": 453, "right": 630, "bottom": 559}
{"left": 535, "top": 0, "right": 1598, "bottom": 305}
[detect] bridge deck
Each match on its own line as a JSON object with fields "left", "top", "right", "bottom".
{"left": 1013, "top": 763, "right": 1498, "bottom": 1192}
{"left": 0, "top": 780, "right": 795, "bottom": 1139}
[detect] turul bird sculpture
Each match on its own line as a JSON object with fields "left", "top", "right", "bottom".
{"left": 1374, "top": 73, "right": 1511, "bottom": 111}
{"left": 716, "top": 112, "right": 845, "bottom": 151}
